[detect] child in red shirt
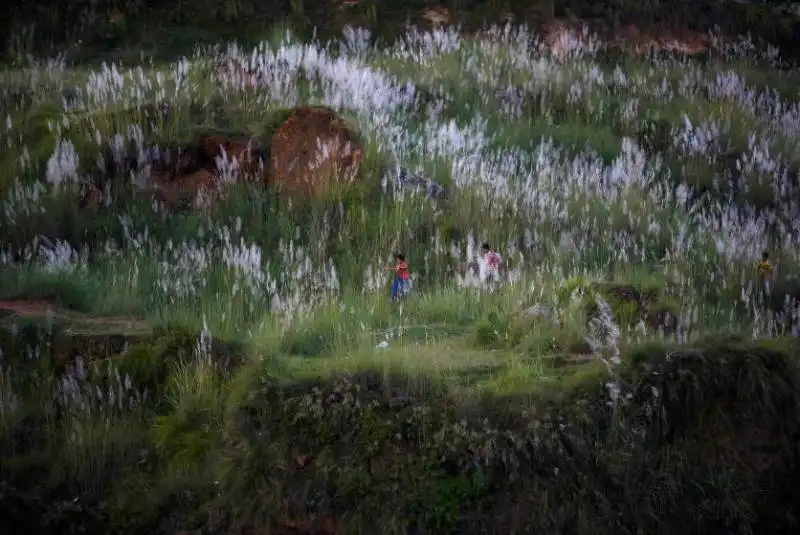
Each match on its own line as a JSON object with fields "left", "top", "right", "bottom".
{"left": 383, "top": 252, "right": 410, "bottom": 301}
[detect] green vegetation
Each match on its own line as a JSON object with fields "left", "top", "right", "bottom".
{"left": 4, "top": 1, "right": 800, "bottom": 66}
{"left": 2, "top": 2, "right": 800, "bottom": 533}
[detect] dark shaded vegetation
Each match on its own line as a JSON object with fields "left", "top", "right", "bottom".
{"left": 2, "top": 1, "right": 800, "bottom": 65}
{"left": 1, "top": 324, "right": 800, "bottom": 534}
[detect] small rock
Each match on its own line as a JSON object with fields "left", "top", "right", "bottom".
{"left": 381, "top": 165, "right": 446, "bottom": 204}
{"left": 521, "top": 303, "right": 553, "bottom": 320}
{"left": 292, "top": 447, "right": 312, "bottom": 468}
{"left": 423, "top": 7, "right": 450, "bottom": 25}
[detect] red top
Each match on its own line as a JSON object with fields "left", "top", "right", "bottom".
{"left": 485, "top": 252, "right": 501, "bottom": 268}
{"left": 396, "top": 261, "right": 409, "bottom": 280}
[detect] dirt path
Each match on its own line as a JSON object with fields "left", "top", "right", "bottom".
{"left": 0, "top": 299, "right": 150, "bottom": 331}
{"left": 0, "top": 300, "right": 55, "bottom": 316}
{"left": 0, "top": 299, "right": 154, "bottom": 361}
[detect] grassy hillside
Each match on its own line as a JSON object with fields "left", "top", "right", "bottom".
{"left": 2, "top": 10, "right": 800, "bottom": 535}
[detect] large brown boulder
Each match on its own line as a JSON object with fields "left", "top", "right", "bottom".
{"left": 268, "top": 106, "right": 363, "bottom": 198}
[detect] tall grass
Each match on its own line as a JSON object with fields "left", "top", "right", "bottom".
{"left": 1, "top": 20, "right": 800, "bottom": 533}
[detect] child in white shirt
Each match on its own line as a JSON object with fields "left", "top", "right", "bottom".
{"left": 481, "top": 243, "right": 502, "bottom": 286}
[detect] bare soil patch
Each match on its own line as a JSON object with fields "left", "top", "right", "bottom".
{"left": 0, "top": 299, "right": 148, "bottom": 330}
{"left": 0, "top": 300, "right": 57, "bottom": 316}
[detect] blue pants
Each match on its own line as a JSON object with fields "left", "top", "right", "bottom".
{"left": 390, "top": 276, "right": 407, "bottom": 300}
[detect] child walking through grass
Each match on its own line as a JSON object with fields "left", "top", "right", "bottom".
{"left": 757, "top": 251, "right": 774, "bottom": 297}
{"left": 383, "top": 252, "right": 410, "bottom": 301}
{"left": 481, "top": 243, "right": 502, "bottom": 290}
{"left": 757, "top": 251, "right": 777, "bottom": 334}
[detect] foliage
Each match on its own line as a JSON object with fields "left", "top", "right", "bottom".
{"left": 2, "top": 6, "right": 800, "bottom": 534}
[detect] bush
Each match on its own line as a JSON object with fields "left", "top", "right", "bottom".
{"left": 472, "top": 309, "right": 525, "bottom": 349}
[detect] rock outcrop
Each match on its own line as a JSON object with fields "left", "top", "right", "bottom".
{"left": 268, "top": 106, "right": 363, "bottom": 198}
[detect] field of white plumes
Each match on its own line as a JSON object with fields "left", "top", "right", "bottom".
{"left": 3, "top": 19, "right": 800, "bottom": 535}
{"left": 1, "top": 23, "right": 799, "bottom": 390}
